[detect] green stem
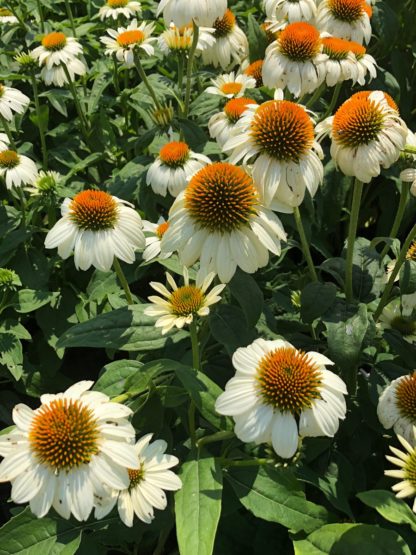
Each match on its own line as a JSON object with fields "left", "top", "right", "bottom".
{"left": 379, "top": 181, "right": 409, "bottom": 262}
{"left": 183, "top": 21, "right": 199, "bottom": 118}
{"left": 197, "top": 431, "right": 235, "bottom": 449}
{"left": 133, "top": 53, "right": 162, "bottom": 111}
{"left": 64, "top": 0, "right": 77, "bottom": 37}
{"left": 62, "top": 64, "right": 90, "bottom": 141}
{"left": 319, "top": 81, "right": 342, "bottom": 122}
{"left": 113, "top": 257, "right": 134, "bottom": 305}
{"left": 293, "top": 206, "right": 318, "bottom": 282}
{"left": 177, "top": 53, "right": 185, "bottom": 93}
{"left": 223, "top": 458, "right": 273, "bottom": 468}
{"left": 4, "top": 3, "right": 28, "bottom": 32}
{"left": 30, "top": 72, "right": 48, "bottom": 169}
{"left": 345, "top": 178, "right": 364, "bottom": 302}
{"left": 0, "top": 115, "right": 17, "bottom": 149}
{"left": 112, "top": 54, "right": 121, "bottom": 95}
{"left": 374, "top": 222, "right": 416, "bottom": 321}
{"left": 188, "top": 319, "right": 200, "bottom": 446}
{"left": 35, "top": 0, "right": 45, "bottom": 32}
{"left": 403, "top": 145, "right": 416, "bottom": 155}
{"left": 17, "top": 187, "right": 26, "bottom": 227}
{"left": 305, "top": 82, "right": 325, "bottom": 109}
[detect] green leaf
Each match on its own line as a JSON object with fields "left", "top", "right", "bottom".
{"left": 29, "top": 104, "right": 49, "bottom": 132}
{"left": 351, "top": 238, "right": 384, "bottom": 302}
{"left": 400, "top": 260, "right": 416, "bottom": 295}
{"left": 56, "top": 304, "right": 188, "bottom": 352}
{"left": 357, "top": 490, "right": 416, "bottom": 532}
{"left": 226, "top": 466, "right": 332, "bottom": 534}
{"left": 293, "top": 523, "right": 411, "bottom": 555}
{"left": 12, "top": 290, "right": 59, "bottom": 314}
{"left": 94, "top": 359, "right": 144, "bottom": 396}
{"left": 0, "top": 332, "right": 23, "bottom": 380}
{"left": 229, "top": 269, "right": 264, "bottom": 328}
{"left": 246, "top": 13, "right": 268, "bottom": 62}
{"left": 209, "top": 305, "right": 256, "bottom": 355}
{"left": 300, "top": 282, "right": 337, "bottom": 324}
{"left": 175, "top": 455, "right": 223, "bottom": 555}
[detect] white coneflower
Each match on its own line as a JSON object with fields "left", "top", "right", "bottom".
{"left": 101, "top": 20, "right": 156, "bottom": 66}
{"left": 263, "top": 0, "right": 317, "bottom": 22}
{"left": 144, "top": 267, "right": 225, "bottom": 334}
{"left": 385, "top": 429, "right": 416, "bottom": 512}
{"left": 321, "top": 36, "right": 376, "bottom": 86}
{"left": 146, "top": 141, "right": 210, "bottom": 198}
{"left": 0, "top": 149, "right": 37, "bottom": 189}
{"left": 378, "top": 374, "right": 416, "bottom": 445}
{"left": 243, "top": 59, "right": 264, "bottom": 87}
{"left": 201, "top": 9, "right": 249, "bottom": 70}
{"left": 378, "top": 296, "right": 416, "bottom": 345}
{"left": 142, "top": 217, "right": 173, "bottom": 262}
{"left": 0, "top": 8, "right": 18, "bottom": 24}
{"left": 316, "top": 91, "right": 408, "bottom": 183}
{"left": 263, "top": 22, "right": 328, "bottom": 98}
{"left": 224, "top": 96, "right": 324, "bottom": 211}
{"left": 161, "top": 162, "right": 287, "bottom": 283}
{"left": 0, "top": 84, "right": 30, "bottom": 122}
{"left": 99, "top": 0, "right": 141, "bottom": 20}
{"left": 216, "top": 338, "right": 347, "bottom": 459}
{"left": 0, "top": 380, "right": 140, "bottom": 521}
{"left": 45, "top": 190, "right": 145, "bottom": 272}
{"left": 25, "top": 170, "right": 61, "bottom": 196}
{"left": 158, "top": 23, "right": 216, "bottom": 55}
{"left": 205, "top": 71, "right": 256, "bottom": 98}
{"left": 316, "top": 0, "right": 372, "bottom": 45}
{"left": 157, "top": 0, "right": 227, "bottom": 28}
{"left": 209, "top": 97, "right": 258, "bottom": 149}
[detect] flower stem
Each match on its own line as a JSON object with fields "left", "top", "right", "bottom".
{"left": 35, "top": 0, "right": 45, "bottom": 32}
{"left": 4, "top": 3, "right": 28, "bottom": 32}
{"left": 183, "top": 21, "right": 199, "bottom": 118}
{"left": 374, "top": 222, "right": 416, "bottom": 321}
{"left": 293, "top": 206, "right": 318, "bottom": 282}
{"left": 188, "top": 319, "right": 200, "bottom": 446}
{"left": 64, "top": 0, "right": 77, "bottom": 37}
{"left": 222, "top": 458, "right": 273, "bottom": 468}
{"left": 113, "top": 257, "right": 134, "bottom": 305}
{"left": 177, "top": 53, "right": 185, "bottom": 93}
{"left": 62, "top": 64, "right": 90, "bottom": 141}
{"left": 133, "top": 53, "right": 162, "bottom": 111}
{"left": 305, "top": 83, "right": 325, "bottom": 109}
{"left": 319, "top": 81, "right": 342, "bottom": 122}
{"left": 0, "top": 115, "right": 17, "bottom": 149}
{"left": 404, "top": 145, "right": 416, "bottom": 155}
{"left": 345, "top": 178, "right": 364, "bottom": 302}
{"left": 379, "top": 181, "right": 409, "bottom": 262}
{"left": 30, "top": 72, "right": 48, "bottom": 169}
{"left": 197, "top": 430, "right": 235, "bottom": 449}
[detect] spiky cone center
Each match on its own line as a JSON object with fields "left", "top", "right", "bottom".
{"left": 390, "top": 316, "right": 416, "bottom": 338}
{"left": 214, "top": 9, "right": 236, "bottom": 38}
{"left": 128, "top": 464, "right": 145, "bottom": 489}
{"left": 159, "top": 142, "right": 190, "bottom": 168}
{"left": 224, "top": 97, "right": 257, "bottom": 123}
{"left": 256, "top": 347, "right": 322, "bottom": 413}
{"left": 396, "top": 374, "right": 416, "bottom": 422}
{"left": 250, "top": 100, "right": 314, "bottom": 161}
{"left": 29, "top": 398, "right": 100, "bottom": 471}
{"left": 332, "top": 92, "right": 396, "bottom": 147}
{"left": 169, "top": 285, "right": 205, "bottom": 316}
{"left": 244, "top": 60, "right": 263, "bottom": 87}
{"left": 37, "top": 175, "right": 58, "bottom": 193}
{"left": 108, "top": 0, "right": 128, "bottom": 6}
{"left": 322, "top": 37, "right": 366, "bottom": 60}
{"left": 278, "top": 22, "right": 321, "bottom": 62}
{"left": 0, "top": 150, "right": 19, "bottom": 169}
{"left": 156, "top": 221, "right": 169, "bottom": 239}
{"left": 42, "top": 32, "right": 67, "bottom": 51}
{"left": 220, "top": 82, "right": 243, "bottom": 96}
{"left": 406, "top": 241, "right": 416, "bottom": 261}
{"left": 328, "top": 0, "right": 372, "bottom": 22}
{"left": 185, "top": 163, "right": 258, "bottom": 233}
{"left": 70, "top": 190, "right": 119, "bottom": 231}
{"left": 0, "top": 8, "right": 13, "bottom": 16}
{"left": 117, "top": 29, "right": 145, "bottom": 47}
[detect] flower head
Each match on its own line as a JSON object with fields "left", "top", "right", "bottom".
{"left": 378, "top": 295, "right": 416, "bottom": 345}
{"left": 263, "top": 0, "right": 317, "bottom": 23}
{"left": 378, "top": 374, "right": 416, "bottom": 445}
{"left": 158, "top": 23, "right": 216, "bottom": 55}
{"left": 244, "top": 59, "right": 264, "bottom": 87}
{"left": 216, "top": 338, "right": 347, "bottom": 459}
{"left": 209, "top": 97, "right": 258, "bottom": 149}
{"left": 385, "top": 429, "right": 416, "bottom": 512}
{"left": 99, "top": 0, "right": 141, "bottom": 20}
{"left": 0, "top": 148, "right": 37, "bottom": 189}
{"left": 15, "top": 51, "right": 38, "bottom": 71}
{"left": 205, "top": 71, "right": 256, "bottom": 98}
{"left": 316, "top": 0, "right": 372, "bottom": 44}
{"left": 101, "top": 20, "right": 156, "bottom": 66}
{"left": 157, "top": 0, "right": 227, "bottom": 28}
{"left": 322, "top": 36, "right": 377, "bottom": 86}
{"left": 0, "top": 83, "right": 30, "bottom": 122}
{"left": 0, "top": 268, "right": 21, "bottom": 291}
{"left": 142, "top": 217, "right": 173, "bottom": 262}
{"left": 26, "top": 170, "right": 61, "bottom": 196}
{"left": 0, "top": 8, "right": 18, "bottom": 23}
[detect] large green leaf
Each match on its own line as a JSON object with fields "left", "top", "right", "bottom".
{"left": 229, "top": 270, "right": 264, "bottom": 328}
{"left": 357, "top": 490, "right": 416, "bottom": 532}
{"left": 209, "top": 305, "right": 256, "bottom": 355}
{"left": 175, "top": 455, "right": 223, "bottom": 555}
{"left": 12, "top": 290, "right": 59, "bottom": 314}
{"left": 300, "top": 282, "right": 337, "bottom": 324}
{"left": 94, "top": 359, "right": 144, "bottom": 396}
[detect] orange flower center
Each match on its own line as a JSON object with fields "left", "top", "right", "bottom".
{"left": 185, "top": 162, "right": 258, "bottom": 233}
{"left": 328, "top": 0, "right": 371, "bottom": 22}
{"left": 251, "top": 100, "right": 314, "bottom": 161}
{"left": 29, "top": 398, "right": 99, "bottom": 471}
{"left": 107, "top": 0, "right": 128, "bottom": 6}
{"left": 244, "top": 60, "right": 263, "bottom": 87}
{"left": 396, "top": 374, "right": 416, "bottom": 422}
{"left": 169, "top": 285, "right": 205, "bottom": 316}
{"left": 70, "top": 190, "right": 119, "bottom": 231}
{"left": 407, "top": 241, "right": 416, "bottom": 261}
{"left": 257, "top": 347, "right": 322, "bottom": 413}
{"left": 117, "top": 29, "right": 145, "bottom": 47}
{"left": 279, "top": 22, "right": 321, "bottom": 62}
{"left": 214, "top": 9, "right": 236, "bottom": 38}
{"left": 322, "top": 37, "right": 366, "bottom": 60}
{"left": 0, "top": 150, "right": 19, "bottom": 168}
{"left": 224, "top": 97, "right": 257, "bottom": 123}
{"left": 128, "top": 464, "right": 144, "bottom": 489}
{"left": 42, "top": 32, "right": 67, "bottom": 51}
{"left": 159, "top": 141, "right": 190, "bottom": 167}
{"left": 220, "top": 82, "right": 243, "bottom": 96}
{"left": 156, "top": 221, "right": 169, "bottom": 239}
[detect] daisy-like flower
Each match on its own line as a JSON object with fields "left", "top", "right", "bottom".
{"left": 378, "top": 296, "right": 416, "bottom": 345}
{"left": 146, "top": 141, "right": 210, "bottom": 198}
{"left": 144, "top": 267, "right": 225, "bottom": 334}
{"left": 378, "top": 374, "right": 416, "bottom": 445}
{"left": 224, "top": 97, "right": 324, "bottom": 210}
{"left": 205, "top": 72, "right": 256, "bottom": 98}
{"left": 161, "top": 162, "right": 287, "bottom": 283}
{"left": 262, "top": 22, "right": 328, "bottom": 98}
{"left": 244, "top": 59, "right": 264, "bottom": 87}
{"left": 157, "top": 0, "right": 227, "bottom": 28}
{"left": 201, "top": 10, "right": 249, "bottom": 70}
{"left": 215, "top": 338, "right": 347, "bottom": 459}
{"left": 44, "top": 190, "right": 145, "bottom": 272}
{"left": 316, "top": 91, "right": 408, "bottom": 183}
{"left": 209, "top": 97, "right": 258, "bottom": 149}
{"left": 316, "top": 0, "right": 372, "bottom": 45}
{"left": 0, "top": 8, "right": 18, "bottom": 24}
{"left": 94, "top": 434, "right": 182, "bottom": 526}
{"left": 101, "top": 20, "right": 156, "bottom": 66}
{"left": 0, "top": 83, "right": 30, "bottom": 121}
{"left": 321, "top": 36, "right": 376, "bottom": 86}
{"left": 25, "top": 170, "right": 61, "bottom": 196}
{"left": 32, "top": 32, "right": 87, "bottom": 87}
{"left": 385, "top": 428, "right": 416, "bottom": 512}
{"left": 142, "top": 217, "right": 173, "bottom": 262}
{"left": 0, "top": 380, "right": 140, "bottom": 521}
{"left": 158, "top": 23, "right": 216, "bottom": 55}
{"left": 263, "top": 0, "right": 317, "bottom": 23}
{"left": 0, "top": 149, "right": 37, "bottom": 190}
{"left": 99, "top": 0, "right": 141, "bottom": 20}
